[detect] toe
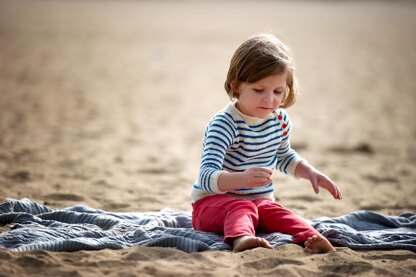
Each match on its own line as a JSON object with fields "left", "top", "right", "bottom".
{"left": 260, "top": 238, "right": 273, "bottom": 248}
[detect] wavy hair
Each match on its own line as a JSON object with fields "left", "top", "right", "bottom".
{"left": 224, "top": 33, "right": 298, "bottom": 108}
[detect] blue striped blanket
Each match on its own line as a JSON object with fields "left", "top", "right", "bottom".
{"left": 0, "top": 198, "right": 415, "bottom": 253}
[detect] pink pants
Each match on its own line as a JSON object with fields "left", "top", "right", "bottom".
{"left": 192, "top": 194, "right": 320, "bottom": 245}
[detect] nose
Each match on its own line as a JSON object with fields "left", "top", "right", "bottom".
{"left": 263, "top": 91, "right": 274, "bottom": 104}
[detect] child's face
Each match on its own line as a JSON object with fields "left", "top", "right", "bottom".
{"left": 235, "top": 73, "right": 287, "bottom": 119}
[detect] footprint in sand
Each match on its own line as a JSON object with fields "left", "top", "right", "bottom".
{"left": 292, "top": 142, "right": 308, "bottom": 151}
{"left": 319, "top": 261, "right": 373, "bottom": 275}
{"left": 44, "top": 193, "right": 85, "bottom": 201}
{"left": 122, "top": 247, "right": 189, "bottom": 262}
{"left": 240, "top": 257, "right": 305, "bottom": 272}
{"left": 7, "top": 170, "right": 32, "bottom": 182}
{"left": 105, "top": 202, "right": 131, "bottom": 210}
{"left": 362, "top": 252, "right": 416, "bottom": 261}
{"left": 122, "top": 251, "right": 152, "bottom": 262}
{"left": 0, "top": 251, "right": 12, "bottom": 260}
{"left": 15, "top": 256, "right": 49, "bottom": 268}
{"left": 328, "top": 143, "right": 374, "bottom": 155}
{"left": 286, "top": 195, "right": 321, "bottom": 202}
{"left": 136, "top": 168, "right": 171, "bottom": 175}
{"left": 364, "top": 174, "right": 398, "bottom": 184}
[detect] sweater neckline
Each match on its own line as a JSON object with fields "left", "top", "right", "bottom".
{"left": 229, "top": 101, "right": 275, "bottom": 125}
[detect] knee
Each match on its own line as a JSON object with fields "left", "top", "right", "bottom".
{"left": 256, "top": 200, "right": 284, "bottom": 214}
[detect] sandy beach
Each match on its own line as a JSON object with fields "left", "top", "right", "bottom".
{"left": 0, "top": 0, "right": 415, "bottom": 276}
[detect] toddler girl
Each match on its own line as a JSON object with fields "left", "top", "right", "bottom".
{"left": 191, "top": 33, "right": 342, "bottom": 253}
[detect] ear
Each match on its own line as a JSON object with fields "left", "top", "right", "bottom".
{"left": 230, "top": 80, "right": 240, "bottom": 98}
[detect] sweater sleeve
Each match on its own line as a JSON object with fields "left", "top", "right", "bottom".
{"left": 197, "top": 114, "right": 236, "bottom": 193}
{"left": 275, "top": 110, "right": 305, "bottom": 176}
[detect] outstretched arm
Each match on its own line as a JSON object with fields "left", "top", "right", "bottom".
{"left": 294, "top": 161, "right": 342, "bottom": 200}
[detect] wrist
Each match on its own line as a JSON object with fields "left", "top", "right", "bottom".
{"left": 294, "top": 160, "right": 315, "bottom": 179}
{"left": 218, "top": 171, "right": 246, "bottom": 192}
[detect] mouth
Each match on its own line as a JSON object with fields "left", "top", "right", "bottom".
{"left": 259, "top": 107, "right": 272, "bottom": 111}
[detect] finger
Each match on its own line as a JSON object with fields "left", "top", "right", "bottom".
{"left": 333, "top": 185, "right": 341, "bottom": 200}
{"left": 335, "top": 185, "right": 342, "bottom": 200}
{"left": 329, "top": 184, "right": 338, "bottom": 199}
{"left": 332, "top": 184, "right": 339, "bottom": 199}
{"left": 311, "top": 178, "right": 319, "bottom": 194}
{"left": 325, "top": 182, "right": 337, "bottom": 198}
{"left": 256, "top": 176, "right": 272, "bottom": 183}
{"left": 253, "top": 179, "right": 272, "bottom": 186}
{"left": 254, "top": 172, "right": 273, "bottom": 179}
{"left": 329, "top": 182, "right": 341, "bottom": 200}
{"left": 252, "top": 167, "right": 273, "bottom": 175}
{"left": 333, "top": 188, "right": 340, "bottom": 199}
{"left": 319, "top": 178, "right": 338, "bottom": 199}
{"left": 254, "top": 178, "right": 272, "bottom": 184}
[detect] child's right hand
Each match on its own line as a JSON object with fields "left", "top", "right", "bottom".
{"left": 218, "top": 167, "right": 273, "bottom": 192}
{"left": 242, "top": 167, "right": 273, "bottom": 187}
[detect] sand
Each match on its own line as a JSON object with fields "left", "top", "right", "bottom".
{"left": 0, "top": 0, "right": 415, "bottom": 276}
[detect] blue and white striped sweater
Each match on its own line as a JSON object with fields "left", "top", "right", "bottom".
{"left": 191, "top": 102, "right": 304, "bottom": 203}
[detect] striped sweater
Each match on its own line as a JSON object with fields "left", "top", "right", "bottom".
{"left": 191, "top": 101, "right": 305, "bottom": 203}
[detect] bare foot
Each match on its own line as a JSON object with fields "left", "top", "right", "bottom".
{"left": 304, "top": 235, "right": 336, "bottom": 254}
{"left": 233, "top": 236, "right": 273, "bottom": 252}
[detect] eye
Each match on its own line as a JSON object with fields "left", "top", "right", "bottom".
{"left": 274, "top": 90, "right": 283, "bottom": 95}
{"left": 253, "top": 89, "right": 264, "bottom": 93}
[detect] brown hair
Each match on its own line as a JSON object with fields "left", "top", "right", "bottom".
{"left": 224, "top": 33, "right": 298, "bottom": 108}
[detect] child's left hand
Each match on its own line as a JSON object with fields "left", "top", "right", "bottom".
{"left": 295, "top": 161, "right": 342, "bottom": 200}
{"left": 308, "top": 169, "right": 342, "bottom": 200}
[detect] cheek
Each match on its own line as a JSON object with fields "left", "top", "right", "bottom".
{"left": 273, "top": 95, "right": 282, "bottom": 102}
{"left": 273, "top": 96, "right": 283, "bottom": 105}
{"left": 276, "top": 94, "right": 284, "bottom": 101}
{"left": 243, "top": 93, "right": 259, "bottom": 104}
